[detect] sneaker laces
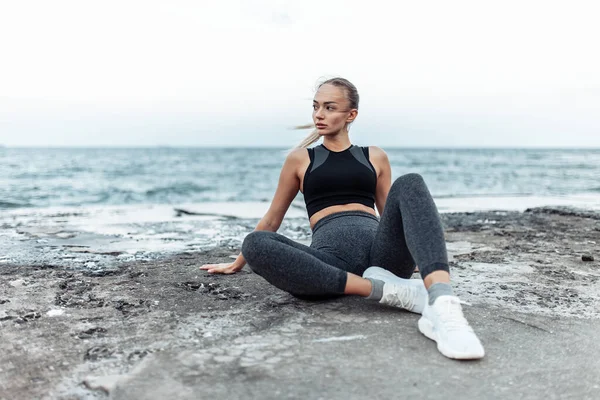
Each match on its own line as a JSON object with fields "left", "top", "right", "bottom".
{"left": 436, "top": 297, "right": 474, "bottom": 333}
{"left": 382, "top": 284, "right": 416, "bottom": 310}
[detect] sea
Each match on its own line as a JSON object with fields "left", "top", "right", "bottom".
{"left": 2, "top": 147, "right": 600, "bottom": 210}
{"left": 1, "top": 146, "right": 599, "bottom": 267}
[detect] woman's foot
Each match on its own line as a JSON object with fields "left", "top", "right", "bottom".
{"left": 363, "top": 266, "right": 428, "bottom": 314}
{"left": 418, "top": 295, "right": 485, "bottom": 359}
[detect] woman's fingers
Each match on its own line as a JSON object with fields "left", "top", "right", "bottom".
{"left": 199, "top": 263, "right": 225, "bottom": 270}
{"left": 209, "top": 268, "right": 230, "bottom": 274}
{"left": 199, "top": 263, "right": 238, "bottom": 274}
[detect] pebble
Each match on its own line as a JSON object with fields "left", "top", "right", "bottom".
{"left": 9, "top": 279, "right": 27, "bottom": 288}
{"left": 582, "top": 254, "right": 594, "bottom": 262}
{"left": 214, "top": 355, "right": 235, "bottom": 363}
{"left": 46, "top": 309, "right": 65, "bottom": 317}
{"left": 83, "top": 375, "right": 122, "bottom": 394}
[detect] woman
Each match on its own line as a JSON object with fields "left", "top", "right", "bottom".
{"left": 200, "top": 78, "right": 484, "bottom": 360}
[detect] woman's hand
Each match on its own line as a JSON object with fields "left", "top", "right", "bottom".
{"left": 199, "top": 262, "right": 244, "bottom": 274}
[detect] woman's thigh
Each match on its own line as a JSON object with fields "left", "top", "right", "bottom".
{"left": 242, "top": 230, "right": 354, "bottom": 297}
{"left": 243, "top": 230, "right": 349, "bottom": 270}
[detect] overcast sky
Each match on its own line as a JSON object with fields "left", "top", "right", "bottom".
{"left": 1, "top": 0, "right": 599, "bottom": 148}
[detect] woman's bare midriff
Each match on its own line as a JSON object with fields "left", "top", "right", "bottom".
{"left": 308, "top": 204, "right": 376, "bottom": 230}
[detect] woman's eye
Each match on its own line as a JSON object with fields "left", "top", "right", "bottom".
{"left": 327, "top": 106, "right": 335, "bottom": 111}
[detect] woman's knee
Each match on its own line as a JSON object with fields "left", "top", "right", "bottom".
{"left": 241, "top": 230, "right": 274, "bottom": 264}
{"left": 390, "top": 173, "right": 425, "bottom": 194}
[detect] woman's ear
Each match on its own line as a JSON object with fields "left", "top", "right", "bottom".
{"left": 346, "top": 109, "right": 358, "bottom": 123}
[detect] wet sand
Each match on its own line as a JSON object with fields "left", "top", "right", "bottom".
{"left": 1, "top": 207, "right": 599, "bottom": 399}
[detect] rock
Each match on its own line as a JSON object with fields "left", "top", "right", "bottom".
{"left": 582, "top": 254, "right": 594, "bottom": 262}
{"left": 83, "top": 374, "right": 123, "bottom": 394}
{"left": 177, "top": 281, "right": 204, "bottom": 291}
{"left": 127, "top": 349, "right": 151, "bottom": 361}
{"left": 64, "top": 246, "right": 123, "bottom": 256}
{"left": 77, "top": 327, "right": 107, "bottom": 339}
{"left": 55, "top": 232, "right": 77, "bottom": 239}
{"left": 84, "top": 346, "right": 114, "bottom": 361}
{"left": 46, "top": 309, "right": 65, "bottom": 317}
{"left": 0, "top": 310, "right": 14, "bottom": 321}
{"left": 83, "top": 268, "right": 122, "bottom": 277}
{"left": 20, "top": 311, "right": 41, "bottom": 322}
{"left": 525, "top": 206, "right": 600, "bottom": 220}
{"left": 8, "top": 279, "right": 27, "bottom": 288}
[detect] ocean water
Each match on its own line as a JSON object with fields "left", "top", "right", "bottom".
{"left": 1, "top": 147, "right": 599, "bottom": 210}
{"left": 1, "top": 146, "right": 599, "bottom": 265}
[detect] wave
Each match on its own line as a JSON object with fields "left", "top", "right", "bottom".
{"left": 145, "top": 183, "right": 212, "bottom": 197}
{"left": 433, "top": 193, "right": 535, "bottom": 199}
{"left": 85, "top": 183, "right": 215, "bottom": 204}
{"left": 0, "top": 200, "right": 31, "bottom": 209}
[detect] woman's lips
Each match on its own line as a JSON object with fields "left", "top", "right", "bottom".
{"left": 316, "top": 124, "right": 327, "bottom": 129}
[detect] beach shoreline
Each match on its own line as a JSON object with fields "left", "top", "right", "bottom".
{"left": 1, "top": 207, "right": 599, "bottom": 399}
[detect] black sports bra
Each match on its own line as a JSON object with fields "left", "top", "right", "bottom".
{"left": 302, "top": 144, "right": 377, "bottom": 218}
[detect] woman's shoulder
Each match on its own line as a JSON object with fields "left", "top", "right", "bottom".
{"left": 285, "top": 147, "right": 310, "bottom": 165}
{"left": 287, "top": 147, "right": 309, "bottom": 158}
{"left": 365, "top": 145, "right": 389, "bottom": 160}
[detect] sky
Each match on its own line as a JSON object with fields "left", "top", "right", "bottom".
{"left": 0, "top": 0, "right": 599, "bottom": 148}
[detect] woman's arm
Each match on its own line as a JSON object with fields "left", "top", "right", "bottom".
{"left": 260, "top": 148, "right": 304, "bottom": 231}
{"left": 200, "top": 148, "right": 304, "bottom": 274}
{"left": 370, "top": 146, "right": 392, "bottom": 216}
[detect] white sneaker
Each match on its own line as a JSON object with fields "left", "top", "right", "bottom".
{"left": 363, "top": 266, "right": 428, "bottom": 314}
{"left": 418, "top": 295, "right": 485, "bottom": 359}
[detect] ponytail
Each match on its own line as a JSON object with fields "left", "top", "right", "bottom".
{"left": 293, "top": 124, "right": 320, "bottom": 149}
{"left": 284, "top": 124, "right": 320, "bottom": 155}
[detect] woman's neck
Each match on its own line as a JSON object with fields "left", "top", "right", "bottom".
{"left": 322, "top": 133, "right": 351, "bottom": 152}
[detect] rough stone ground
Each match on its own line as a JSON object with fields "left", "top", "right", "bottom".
{"left": 1, "top": 207, "right": 599, "bottom": 399}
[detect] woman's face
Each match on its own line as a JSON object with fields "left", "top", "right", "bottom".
{"left": 312, "top": 84, "right": 357, "bottom": 135}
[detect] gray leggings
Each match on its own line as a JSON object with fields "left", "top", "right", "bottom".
{"left": 241, "top": 173, "right": 449, "bottom": 299}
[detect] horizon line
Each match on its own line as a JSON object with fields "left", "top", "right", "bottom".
{"left": 2, "top": 145, "right": 600, "bottom": 150}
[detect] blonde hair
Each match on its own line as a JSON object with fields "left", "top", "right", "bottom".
{"left": 293, "top": 124, "right": 321, "bottom": 149}
{"left": 289, "top": 77, "right": 360, "bottom": 153}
